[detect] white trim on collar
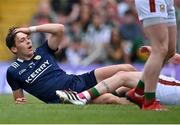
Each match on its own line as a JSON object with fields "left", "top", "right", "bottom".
{"left": 17, "top": 58, "right": 24, "bottom": 63}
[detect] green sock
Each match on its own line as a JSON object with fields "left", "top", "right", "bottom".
{"left": 88, "top": 87, "right": 100, "bottom": 99}
{"left": 145, "top": 92, "right": 155, "bottom": 100}
{"left": 137, "top": 80, "right": 145, "bottom": 90}
{"left": 135, "top": 80, "right": 144, "bottom": 95}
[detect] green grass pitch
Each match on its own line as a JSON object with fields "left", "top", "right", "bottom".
{"left": 1, "top": 94, "right": 180, "bottom": 124}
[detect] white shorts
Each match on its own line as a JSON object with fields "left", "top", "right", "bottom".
{"left": 135, "top": 0, "right": 176, "bottom": 27}
{"left": 156, "top": 75, "right": 180, "bottom": 105}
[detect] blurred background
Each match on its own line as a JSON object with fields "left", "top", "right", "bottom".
{"left": 0, "top": 0, "right": 180, "bottom": 93}
{"left": 0, "top": 0, "right": 180, "bottom": 64}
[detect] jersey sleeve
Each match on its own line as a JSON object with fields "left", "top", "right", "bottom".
{"left": 6, "top": 69, "right": 21, "bottom": 91}
{"left": 38, "top": 40, "right": 58, "bottom": 55}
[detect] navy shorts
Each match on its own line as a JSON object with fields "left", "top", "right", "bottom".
{"left": 66, "top": 70, "right": 98, "bottom": 93}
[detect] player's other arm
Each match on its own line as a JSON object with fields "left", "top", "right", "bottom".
{"left": 32, "top": 23, "right": 64, "bottom": 51}
{"left": 6, "top": 70, "right": 26, "bottom": 104}
{"left": 15, "top": 23, "right": 64, "bottom": 51}
{"left": 13, "top": 89, "right": 27, "bottom": 104}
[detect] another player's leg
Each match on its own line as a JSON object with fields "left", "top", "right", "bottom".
{"left": 164, "top": 25, "right": 177, "bottom": 63}
{"left": 164, "top": 3, "right": 177, "bottom": 64}
{"left": 127, "top": 22, "right": 169, "bottom": 110}
{"left": 127, "top": 25, "right": 177, "bottom": 109}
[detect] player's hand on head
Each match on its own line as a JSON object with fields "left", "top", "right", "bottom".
{"left": 15, "top": 27, "right": 31, "bottom": 34}
{"left": 15, "top": 97, "right": 27, "bottom": 104}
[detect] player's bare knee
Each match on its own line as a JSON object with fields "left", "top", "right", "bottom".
{"left": 114, "top": 71, "right": 128, "bottom": 83}
{"left": 153, "top": 45, "right": 168, "bottom": 57}
{"left": 160, "top": 47, "right": 168, "bottom": 57}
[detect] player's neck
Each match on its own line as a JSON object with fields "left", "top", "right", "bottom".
{"left": 17, "top": 54, "right": 34, "bottom": 61}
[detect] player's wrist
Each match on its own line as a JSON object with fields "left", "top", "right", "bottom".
{"left": 29, "top": 26, "right": 37, "bottom": 33}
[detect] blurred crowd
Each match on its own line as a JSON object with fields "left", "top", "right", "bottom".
{"left": 29, "top": 0, "right": 180, "bottom": 66}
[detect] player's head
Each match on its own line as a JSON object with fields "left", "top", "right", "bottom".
{"left": 6, "top": 27, "right": 33, "bottom": 58}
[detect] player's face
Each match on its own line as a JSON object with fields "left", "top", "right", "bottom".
{"left": 11, "top": 32, "right": 34, "bottom": 59}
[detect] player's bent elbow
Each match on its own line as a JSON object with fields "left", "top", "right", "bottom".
{"left": 56, "top": 24, "right": 64, "bottom": 34}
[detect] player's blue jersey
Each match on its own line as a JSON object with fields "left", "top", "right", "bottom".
{"left": 6, "top": 41, "right": 73, "bottom": 103}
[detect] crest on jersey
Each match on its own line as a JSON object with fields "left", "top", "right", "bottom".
{"left": 34, "top": 55, "right": 41, "bottom": 60}
{"left": 160, "top": 4, "right": 165, "bottom": 12}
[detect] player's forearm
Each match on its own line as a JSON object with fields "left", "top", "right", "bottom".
{"left": 31, "top": 23, "right": 64, "bottom": 35}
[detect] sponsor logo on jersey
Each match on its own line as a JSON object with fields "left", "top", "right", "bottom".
{"left": 25, "top": 60, "right": 52, "bottom": 84}
{"left": 19, "top": 69, "right": 27, "bottom": 75}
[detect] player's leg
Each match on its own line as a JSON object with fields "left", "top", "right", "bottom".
{"left": 56, "top": 71, "right": 142, "bottom": 105}
{"left": 114, "top": 87, "right": 131, "bottom": 97}
{"left": 94, "top": 64, "right": 136, "bottom": 83}
{"left": 130, "top": 23, "right": 169, "bottom": 110}
{"left": 127, "top": 33, "right": 170, "bottom": 109}
{"left": 164, "top": 2, "right": 177, "bottom": 63}
{"left": 142, "top": 23, "right": 169, "bottom": 99}
{"left": 77, "top": 64, "right": 136, "bottom": 98}
{"left": 164, "top": 2, "right": 177, "bottom": 64}
{"left": 82, "top": 71, "right": 141, "bottom": 100}
{"left": 91, "top": 93, "right": 132, "bottom": 105}
{"left": 142, "top": 0, "right": 176, "bottom": 110}
{"left": 164, "top": 25, "right": 176, "bottom": 62}
{"left": 128, "top": 0, "right": 170, "bottom": 110}
{"left": 129, "top": 23, "right": 176, "bottom": 107}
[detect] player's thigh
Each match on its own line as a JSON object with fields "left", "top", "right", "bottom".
{"left": 94, "top": 64, "right": 136, "bottom": 83}
{"left": 144, "top": 23, "right": 169, "bottom": 52}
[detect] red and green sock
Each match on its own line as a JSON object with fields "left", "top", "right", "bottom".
{"left": 135, "top": 80, "right": 145, "bottom": 96}
{"left": 78, "top": 87, "right": 100, "bottom": 101}
{"left": 134, "top": 80, "right": 156, "bottom": 105}
{"left": 88, "top": 87, "right": 100, "bottom": 100}
{"left": 144, "top": 92, "right": 156, "bottom": 106}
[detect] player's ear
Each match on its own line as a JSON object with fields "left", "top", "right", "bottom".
{"left": 10, "top": 46, "right": 17, "bottom": 54}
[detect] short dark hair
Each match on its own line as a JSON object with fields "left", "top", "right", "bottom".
{"left": 5, "top": 27, "right": 19, "bottom": 49}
